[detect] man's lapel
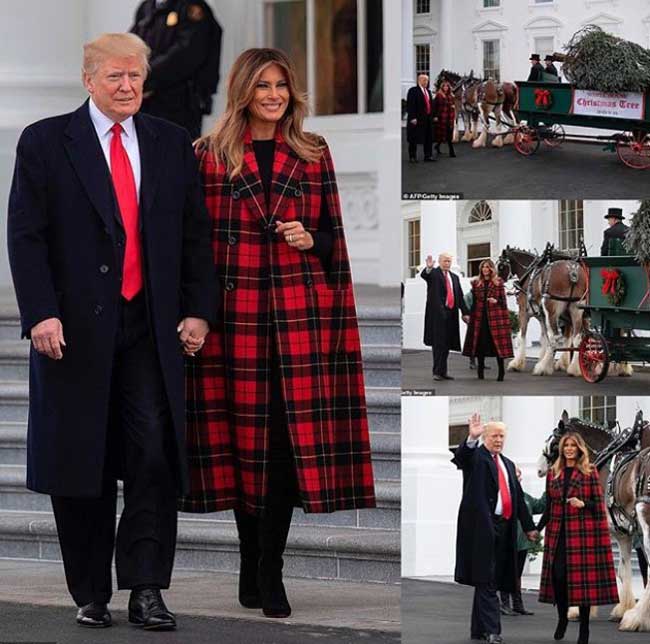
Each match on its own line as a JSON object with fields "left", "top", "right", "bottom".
{"left": 63, "top": 101, "right": 117, "bottom": 235}
{"left": 134, "top": 113, "right": 162, "bottom": 231}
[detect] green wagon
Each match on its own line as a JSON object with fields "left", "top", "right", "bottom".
{"left": 578, "top": 255, "right": 650, "bottom": 382}
{"left": 513, "top": 81, "right": 650, "bottom": 169}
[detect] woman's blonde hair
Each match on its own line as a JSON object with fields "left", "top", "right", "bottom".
{"left": 203, "top": 48, "right": 323, "bottom": 179}
{"left": 477, "top": 259, "right": 499, "bottom": 285}
{"left": 82, "top": 33, "right": 150, "bottom": 80}
{"left": 551, "top": 432, "right": 592, "bottom": 478}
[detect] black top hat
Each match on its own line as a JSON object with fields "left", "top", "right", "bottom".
{"left": 544, "top": 55, "right": 555, "bottom": 62}
{"left": 530, "top": 54, "right": 541, "bottom": 61}
{"left": 604, "top": 207, "right": 624, "bottom": 220}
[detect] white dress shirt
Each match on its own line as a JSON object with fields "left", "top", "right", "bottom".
{"left": 88, "top": 98, "right": 142, "bottom": 202}
{"left": 466, "top": 439, "right": 511, "bottom": 515}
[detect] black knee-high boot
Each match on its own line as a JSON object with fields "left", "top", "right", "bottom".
{"left": 234, "top": 509, "right": 262, "bottom": 609}
{"left": 477, "top": 356, "right": 485, "bottom": 380}
{"left": 497, "top": 357, "right": 505, "bottom": 381}
{"left": 258, "top": 498, "right": 294, "bottom": 618}
{"left": 577, "top": 606, "right": 589, "bottom": 644}
{"left": 553, "top": 571, "right": 569, "bottom": 640}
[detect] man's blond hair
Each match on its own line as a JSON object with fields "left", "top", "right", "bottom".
{"left": 483, "top": 421, "right": 507, "bottom": 436}
{"left": 82, "top": 33, "right": 150, "bottom": 80}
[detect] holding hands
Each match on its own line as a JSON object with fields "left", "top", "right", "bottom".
{"left": 178, "top": 317, "right": 209, "bottom": 357}
{"left": 567, "top": 497, "right": 585, "bottom": 509}
{"left": 275, "top": 221, "right": 314, "bottom": 251}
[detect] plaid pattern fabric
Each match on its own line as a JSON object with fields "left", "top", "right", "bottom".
{"left": 539, "top": 468, "right": 619, "bottom": 606}
{"left": 433, "top": 92, "right": 455, "bottom": 142}
{"left": 178, "top": 128, "right": 376, "bottom": 516}
{"left": 462, "top": 278, "right": 514, "bottom": 358}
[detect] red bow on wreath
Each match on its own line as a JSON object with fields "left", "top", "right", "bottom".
{"left": 534, "top": 89, "right": 552, "bottom": 108}
{"left": 601, "top": 268, "right": 620, "bottom": 295}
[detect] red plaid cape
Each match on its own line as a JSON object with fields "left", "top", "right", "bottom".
{"left": 539, "top": 468, "right": 619, "bottom": 606}
{"left": 178, "top": 128, "right": 376, "bottom": 515}
{"left": 462, "top": 278, "right": 514, "bottom": 359}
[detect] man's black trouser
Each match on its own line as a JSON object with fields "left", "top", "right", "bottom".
{"left": 51, "top": 294, "right": 178, "bottom": 606}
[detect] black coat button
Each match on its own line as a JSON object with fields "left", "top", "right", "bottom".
{"left": 228, "top": 235, "right": 237, "bottom": 245}
{"left": 232, "top": 190, "right": 240, "bottom": 200}
{"left": 94, "top": 305, "right": 103, "bottom": 315}
{"left": 99, "top": 265, "right": 109, "bottom": 274}
{"left": 306, "top": 278, "right": 313, "bottom": 287}
{"left": 294, "top": 188, "right": 302, "bottom": 197}
{"left": 225, "top": 281, "right": 235, "bottom": 291}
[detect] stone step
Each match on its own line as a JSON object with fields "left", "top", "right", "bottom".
{"left": 360, "top": 345, "right": 401, "bottom": 389}
{"left": 0, "top": 465, "right": 400, "bottom": 530}
{"left": 0, "top": 382, "right": 401, "bottom": 435}
{"left": 0, "top": 423, "right": 400, "bottom": 481}
{"left": 0, "top": 510, "right": 400, "bottom": 584}
{"left": 0, "top": 341, "right": 29, "bottom": 380}
{"left": 357, "top": 304, "right": 401, "bottom": 347}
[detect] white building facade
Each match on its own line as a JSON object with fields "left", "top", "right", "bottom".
{"left": 402, "top": 0, "right": 650, "bottom": 99}
{"left": 402, "top": 394, "right": 650, "bottom": 579}
{"left": 402, "top": 199, "right": 640, "bottom": 350}
{"left": 0, "top": 0, "right": 401, "bottom": 291}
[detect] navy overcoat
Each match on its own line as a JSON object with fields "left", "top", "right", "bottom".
{"left": 7, "top": 101, "right": 218, "bottom": 497}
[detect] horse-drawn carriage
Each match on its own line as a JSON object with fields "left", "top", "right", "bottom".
{"left": 578, "top": 255, "right": 650, "bottom": 383}
{"left": 513, "top": 80, "right": 650, "bottom": 169}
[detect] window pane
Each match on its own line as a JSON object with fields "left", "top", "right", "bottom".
{"left": 315, "top": 0, "right": 358, "bottom": 115}
{"left": 559, "top": 199, "right": 583, "bottom": 252}
{"left": 484, "top": 0, "right": 500, "bottom": 7}
{"left": 415, "top": 44, "right": 430, "bottom": 78}
{"left": 467, "top": 243, "right": 491, "bottom": 277}
{"left": 264, "top": 1, "right": 307, "bottom": 93}
{"left": 416, "top": 0, "right": 431, "bottom": 13}
{"left": 483, "top": 40, "right": 500, "bottom": 82}
{"left": 408, "top": 219, "right": 421, "bottom": 278}
{"left": 366, "top": 0, "right": 383, "bottom": 113}
{"left": 534, "top": 36, "right": 554, "bottom": 61}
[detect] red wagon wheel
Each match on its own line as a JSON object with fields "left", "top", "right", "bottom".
{"left": 616, "top": 130, "right": 650, "bottom": 169}
{"left": 514, "top": 126, "right": 540, "bottom": 156}
{"left": 578, "top": 330, "right": 610, "bottom": 384}
{"left": 544, "top": 123, "right": 565, "bottom": 148}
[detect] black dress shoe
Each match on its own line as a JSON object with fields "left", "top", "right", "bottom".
{"left": 76, "top": 602, "right": 111, "bottom": 628}
{"left": 442, "top": 374, "right": 455, "bottom": 380}
{"left": 485, "top": 635, "right": 503, "bottom": 644}
{"left": 513, "top": 607, "right": 534, "bottom": 615}
{"left": 433, "top": 374, "right": 444, "bottom": 381}
{"left": 408, "top": 158, "right": 418, "bottom": 163}
{"left": 128, "top": 588, "right": 176, "bottom": 631}
{"left": 471, "top": 634, "right": 485, "bottom": 641}
{"left": 423, "top": 157, "right": 437, "bottom": 162}
{"left": 500, "top": 604, "right": 516, "bottom": 616}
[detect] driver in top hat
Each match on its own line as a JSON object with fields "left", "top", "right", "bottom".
{"left": 601, "top": 207, "right": 629, "bottom": 256}
{"left": 544, "top": 55, "right": 559, "bottom": 78}
{"left": 527, "top": 54, "right": 544, "bottom": 82}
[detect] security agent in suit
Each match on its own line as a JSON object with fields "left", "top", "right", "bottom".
{"left": 131, "top": 0, "right": 223, "bottom": 139}
{"left": 421, "top": 253, "right": 470, "bottom": 381}
{"left": 527, "top": 54, "right": 545, "bottom": 82}
{"left": 7, "top": 34, "right": 217, "bottom": 630}
{"left": 601, "top": 207, "right": 629, "bottom": 256}
{"left": 406, "top": 73, "right": 435, "bottom": 162}
{"left": 452, "top": 415, "right": 538, "bottom": 644}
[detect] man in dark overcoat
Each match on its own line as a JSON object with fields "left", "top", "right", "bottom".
{"left": 7, "top": 33, "right": 217, "bottom": 630}
{"left": 421, "top": 253, "right": 470, "bottom": 380}
{"left": 544, "top": 55, "right": 559, "bottom": 79}
{"left": 406, "top": 73, "right": 435, "bottom": 162}
{"left": 527, "top": 54, "right": 544, "bottom": 81}
{"left": 131, "top": 0, "right": 223, "bottom": 139}
{"left": 601, "top": 207, "right": 629, "bottom": 256}
{"left": 452, "top": 415, "right": 538, "bottom": 644}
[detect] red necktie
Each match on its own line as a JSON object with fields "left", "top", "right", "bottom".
{"left": 110, "top": 123, "right": 143, "bottom": 300}
{"left": 422, "top": 87, "right": 431, "bottom": 114}
{"left": 445, "top": 271, "right": 455, "bottom": 308}
{"left": 494, "top": 454, "right": 512, "bottom": 520}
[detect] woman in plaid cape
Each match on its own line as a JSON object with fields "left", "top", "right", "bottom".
{"left": 537, "top": 433, "right": 618, "bottom": 644}
{"left": 433, "top": 79, "right": 456, "bottom": 157}
{"left": 462, "top": 259, "right": 513, "bottom": 381}
{"left": 178, "top": 48, "right": 376, "bottom": 618}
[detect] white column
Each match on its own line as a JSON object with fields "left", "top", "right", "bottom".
{"left": 402, "top": 396, "right": 461, "bottom": 577}
{"left": 376, "top": 0, "right": 402, "bottom": 288}
{"left": 438, "top": 0, "right": 453, "bottom": 71}
{"left": 401, "top": 0, "right": 414, "bottom": 98}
